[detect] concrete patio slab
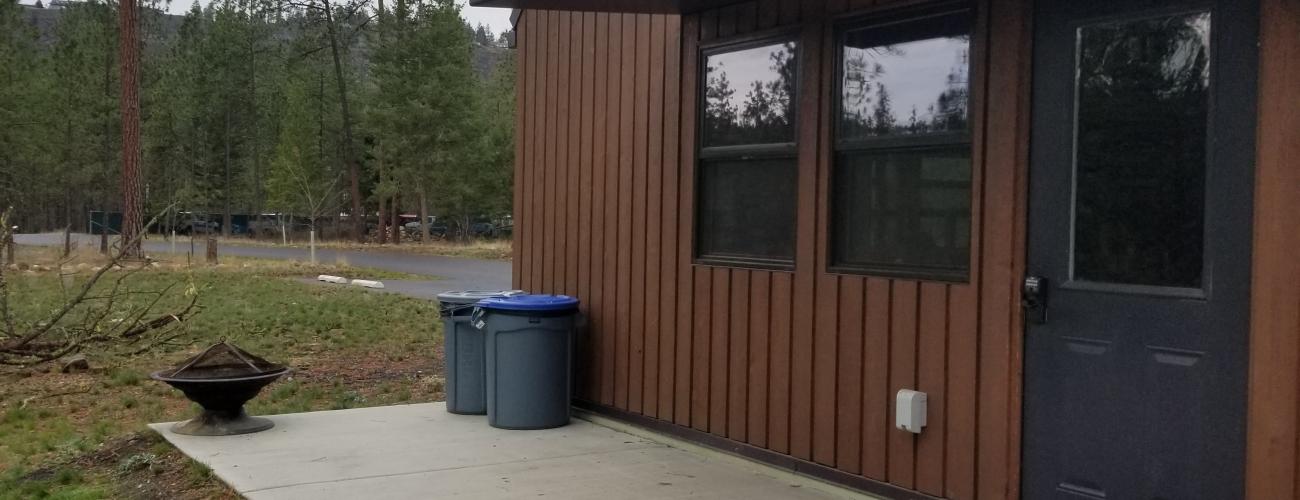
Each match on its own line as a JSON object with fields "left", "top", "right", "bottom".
{"left": 151, "top": 403, "right": 867, "bottom": 500}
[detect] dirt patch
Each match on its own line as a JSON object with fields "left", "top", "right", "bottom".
{"left": 11, "top": 432, "right": 237, "bottom": 500}
{"left": 284, "top": 348, "right": 447, "bottom": 404}
{"left": 80, "top": 433, "right": 237, "bottom": 500}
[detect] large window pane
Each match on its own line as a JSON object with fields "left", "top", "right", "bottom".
{"left": 1072, "top": 12, "right": 1210, "bottom": 288}
{"left": 703, "top": 41, "right": 798, "bottom": 147}
{"left": 832, "top": 10, "right": 974, "bottom": 281}
{"left": 839, "top": 11, "right": 971, "bottom": 140}
{"left": 832, "top": 148, "right": 970, "bottom": 276}
{"left": 697, "top": 158, "right": 797, "bottom": 264}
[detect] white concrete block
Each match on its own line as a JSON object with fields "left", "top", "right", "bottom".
{"left": 351, "top": 279, "right": 385, "bottom": 289}
{"left": 317, "top": 275, "right": 349, "bottom": 284}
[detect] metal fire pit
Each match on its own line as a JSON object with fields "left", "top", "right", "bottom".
{"left": 151, "top": 342, "right": 290, "bottom": 436}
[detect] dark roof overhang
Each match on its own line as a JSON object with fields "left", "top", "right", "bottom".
{"left": 469, "top": 0, "right": 740, "bottom": 14}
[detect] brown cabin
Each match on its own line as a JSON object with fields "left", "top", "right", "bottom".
{"left": 470, "top": 0, "right": 1300, "bottom": 498}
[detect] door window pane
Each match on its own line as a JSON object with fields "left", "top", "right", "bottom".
{"left": 697, "top": 158, "right": 797, "bottom": 264}
{"left": 702, "top": 41, "right": 798, "bottom": 147}
{"left": 840, "top": 11, "right": 971, "bottom": 140}
{"left": 1072, "top": 12, "right": 1211, "bottom": 288}
{"left": 832, "top": 148, "right": 971, "bottom": 276}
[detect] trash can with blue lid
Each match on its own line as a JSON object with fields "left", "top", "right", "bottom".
{"left": 473, "top": 294, "right": 579, "bottom": 429}
{"left": 436, "top": 290, "right": 523, "bottom": 414}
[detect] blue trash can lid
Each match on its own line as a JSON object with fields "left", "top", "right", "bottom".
{"left": 436, "top": 290, "right": 525, "bottom": 305}
{"left": 476, "top": 294, "right": 579, "bottom": 312}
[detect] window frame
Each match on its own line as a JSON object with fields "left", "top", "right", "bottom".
{"left": 1063, "top": 8, "right": 1215, "bottom": 296}
{"left": 693, "top": 30, "right": 803, "bottom": 271}
{"left": 828, "top": 4, "right": 977, "bottom": 282}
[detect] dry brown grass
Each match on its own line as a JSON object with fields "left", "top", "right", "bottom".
{"left": 9, "top": 244, "right": 434, "bottom": 281}
{"left": 212, "top": 237, "right": 514, "bottom": 261}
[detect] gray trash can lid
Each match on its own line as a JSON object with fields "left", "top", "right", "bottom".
{"left": 436, "top": 290, "right": 526, "bottom": 305}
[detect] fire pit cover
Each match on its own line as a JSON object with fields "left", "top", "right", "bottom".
{"left": 159, "top": 342, "right": 285, "bottom": 380}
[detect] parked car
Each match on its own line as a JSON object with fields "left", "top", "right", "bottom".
{"left": 469, "top": 221, "right": 496, "bottom": 237}
{"left": 178, "top": 219, "right": 219, "bottom": 235}
{"left": 403, "top": 217, "right": 448, "bottom": 239}
{"left": 250, "top": 216, "right": 314, "bottom": 237}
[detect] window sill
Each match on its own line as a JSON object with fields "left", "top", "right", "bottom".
{"left": 694, "top": 256, "right": 795, "bottom": 273}
{"left": 826, "top": 264, "right": 968, "bottom": 283}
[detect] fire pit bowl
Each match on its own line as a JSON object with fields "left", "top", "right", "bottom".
{"left": 151, "top": 342, "right": 290, "bottom": 436}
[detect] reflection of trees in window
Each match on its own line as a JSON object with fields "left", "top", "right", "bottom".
{"left": 704, "top": 69, "right": 739, "bottom": 142}
{"left": 703, "top": 42, "right": 797, "bottom": 147}
{"left": 930, "top": 49, "right": 970, "bottom": 132}
{"left": 1072, "top": 13, "right": 1211, "bottom": 288}
{"left": 842, "top": 49, "right": 888, "bottom": 136}
{"left": 831, "top": 10, "right": 974, "bottom": 281}
{"left": 839, "top": 38, "right": 970, "bottom": 138}
{"left": 697, "top": 40, "right": 799, "bottom": 267}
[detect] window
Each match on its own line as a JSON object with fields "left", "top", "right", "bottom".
{"left": 831, "top": 9, "right": 973, "bottom": 281}
{"left": 1071, "top": 12, "right": 1211, "bottom": 289}
{"left": 696, "top": 39, "right": 799, "bottom": 268}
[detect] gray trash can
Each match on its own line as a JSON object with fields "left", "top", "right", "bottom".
{"left": 473, "top": 294, "right": 579, "bottom": 430}
{"left": 436, "top": 290, "right": 523, "bottom": 415}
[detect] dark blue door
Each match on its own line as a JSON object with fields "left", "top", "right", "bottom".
{"left": 1022, "top": 0, "right": 1257, "bottom": 498}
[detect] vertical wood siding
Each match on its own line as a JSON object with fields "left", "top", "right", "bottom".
{"left": 1246, "top": 0, "right": 1300, "bottom": 498}
{"left": 515, "top": 2, "right": 1030, "bottom": 498}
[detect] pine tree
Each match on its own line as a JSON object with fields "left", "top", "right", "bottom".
{"left": 0, "top": 0, "right": 45, "bottom": 219}
{"left": 267, "top": 69, "right": 339, "bottom": 229}
{"left": 43, "top": 1, "right": 120, "bottom": 231}
{"left": 367, "top": 0, "right": 478, "bottom": 241}
{"left": 120, "top": 0, "right": 145, "bottom": 256}
{"left": 871, "top": 82, "right": 896, "bottom": 135}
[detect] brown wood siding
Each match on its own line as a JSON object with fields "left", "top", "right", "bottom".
{"left": 514, "top": 2, "right": 1030, "bottom": 497}
{"left": 1246, "top": 0, "right": 1300, "bottom": 498}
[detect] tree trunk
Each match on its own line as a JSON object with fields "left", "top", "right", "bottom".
{"left": 100, "top": 28, "right": 113, "bottom": 234}
{"left": 99, "top": 211, "right": 108, "bottom": 254}
{"left": 5, "top": 231, "right": 14, "bottom": 266}
{"left": 249, "top": 32, "right": 263, "bottom": 238}
{"left": 390, "top": 193, "right": 400, "bottom": 245}
{"left": 375, "top": 0, "right": 387, "bottom": 245}
{"left": 321, "top": 0, "right": 365, "bottom": 243}
{"left": 222, "top": 109, "right": 233, "bottom": 238}
{"left": 418, "top": 187, "right": 429, "bottom": 243}
{"left": 206, "top": 237, "right": 218, "bottom": 265}
{"left": 118, "top": 0, "right": 143, "bottom": 258}
{"left": 376, "top": 141, "right": 387, "bottom": 244}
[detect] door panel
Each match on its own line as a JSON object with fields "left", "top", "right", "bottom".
{"left": 1022, "top": 1, "right": 1257, "bottom": 499}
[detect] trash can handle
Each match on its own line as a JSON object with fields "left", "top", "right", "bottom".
{"left": 470, "top": 306, "right": 487, "bottom": 330}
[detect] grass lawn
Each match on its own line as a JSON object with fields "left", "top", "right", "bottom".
{"left": 0, "top": 247, "right": 446, "bottom": 499}
{"left": 211, "top": 236, "right": 513, "bottom": 261}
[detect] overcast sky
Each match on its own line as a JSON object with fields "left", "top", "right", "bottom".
{"left": 18, "top": 0, "right": 516, "bottom": 35}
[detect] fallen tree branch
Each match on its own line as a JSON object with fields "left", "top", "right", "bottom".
{"left": 0, "top": 206, "right": 206, "bottom": 367}
{"left": 20, "top": 389, "right": 92, "bottom": 409}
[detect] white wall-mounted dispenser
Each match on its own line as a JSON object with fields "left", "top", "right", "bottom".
{"left": 896, "top": 389, "right": 928, "bottom": 434}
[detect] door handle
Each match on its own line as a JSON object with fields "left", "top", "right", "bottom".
{"left": 1023, "top": 276, "right": 1048, "bottom": 325}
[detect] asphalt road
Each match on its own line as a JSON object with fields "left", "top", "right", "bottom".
{"left": 14, "top": 233, "right": 514, "bottom": 300}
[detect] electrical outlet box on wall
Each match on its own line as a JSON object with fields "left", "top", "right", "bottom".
{"left": 896, "top": 389, "right": 927, "bottom": 434}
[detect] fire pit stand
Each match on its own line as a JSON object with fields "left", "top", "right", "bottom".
{"left": 151, "top": 342, "right": 290, "bottom": 436}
